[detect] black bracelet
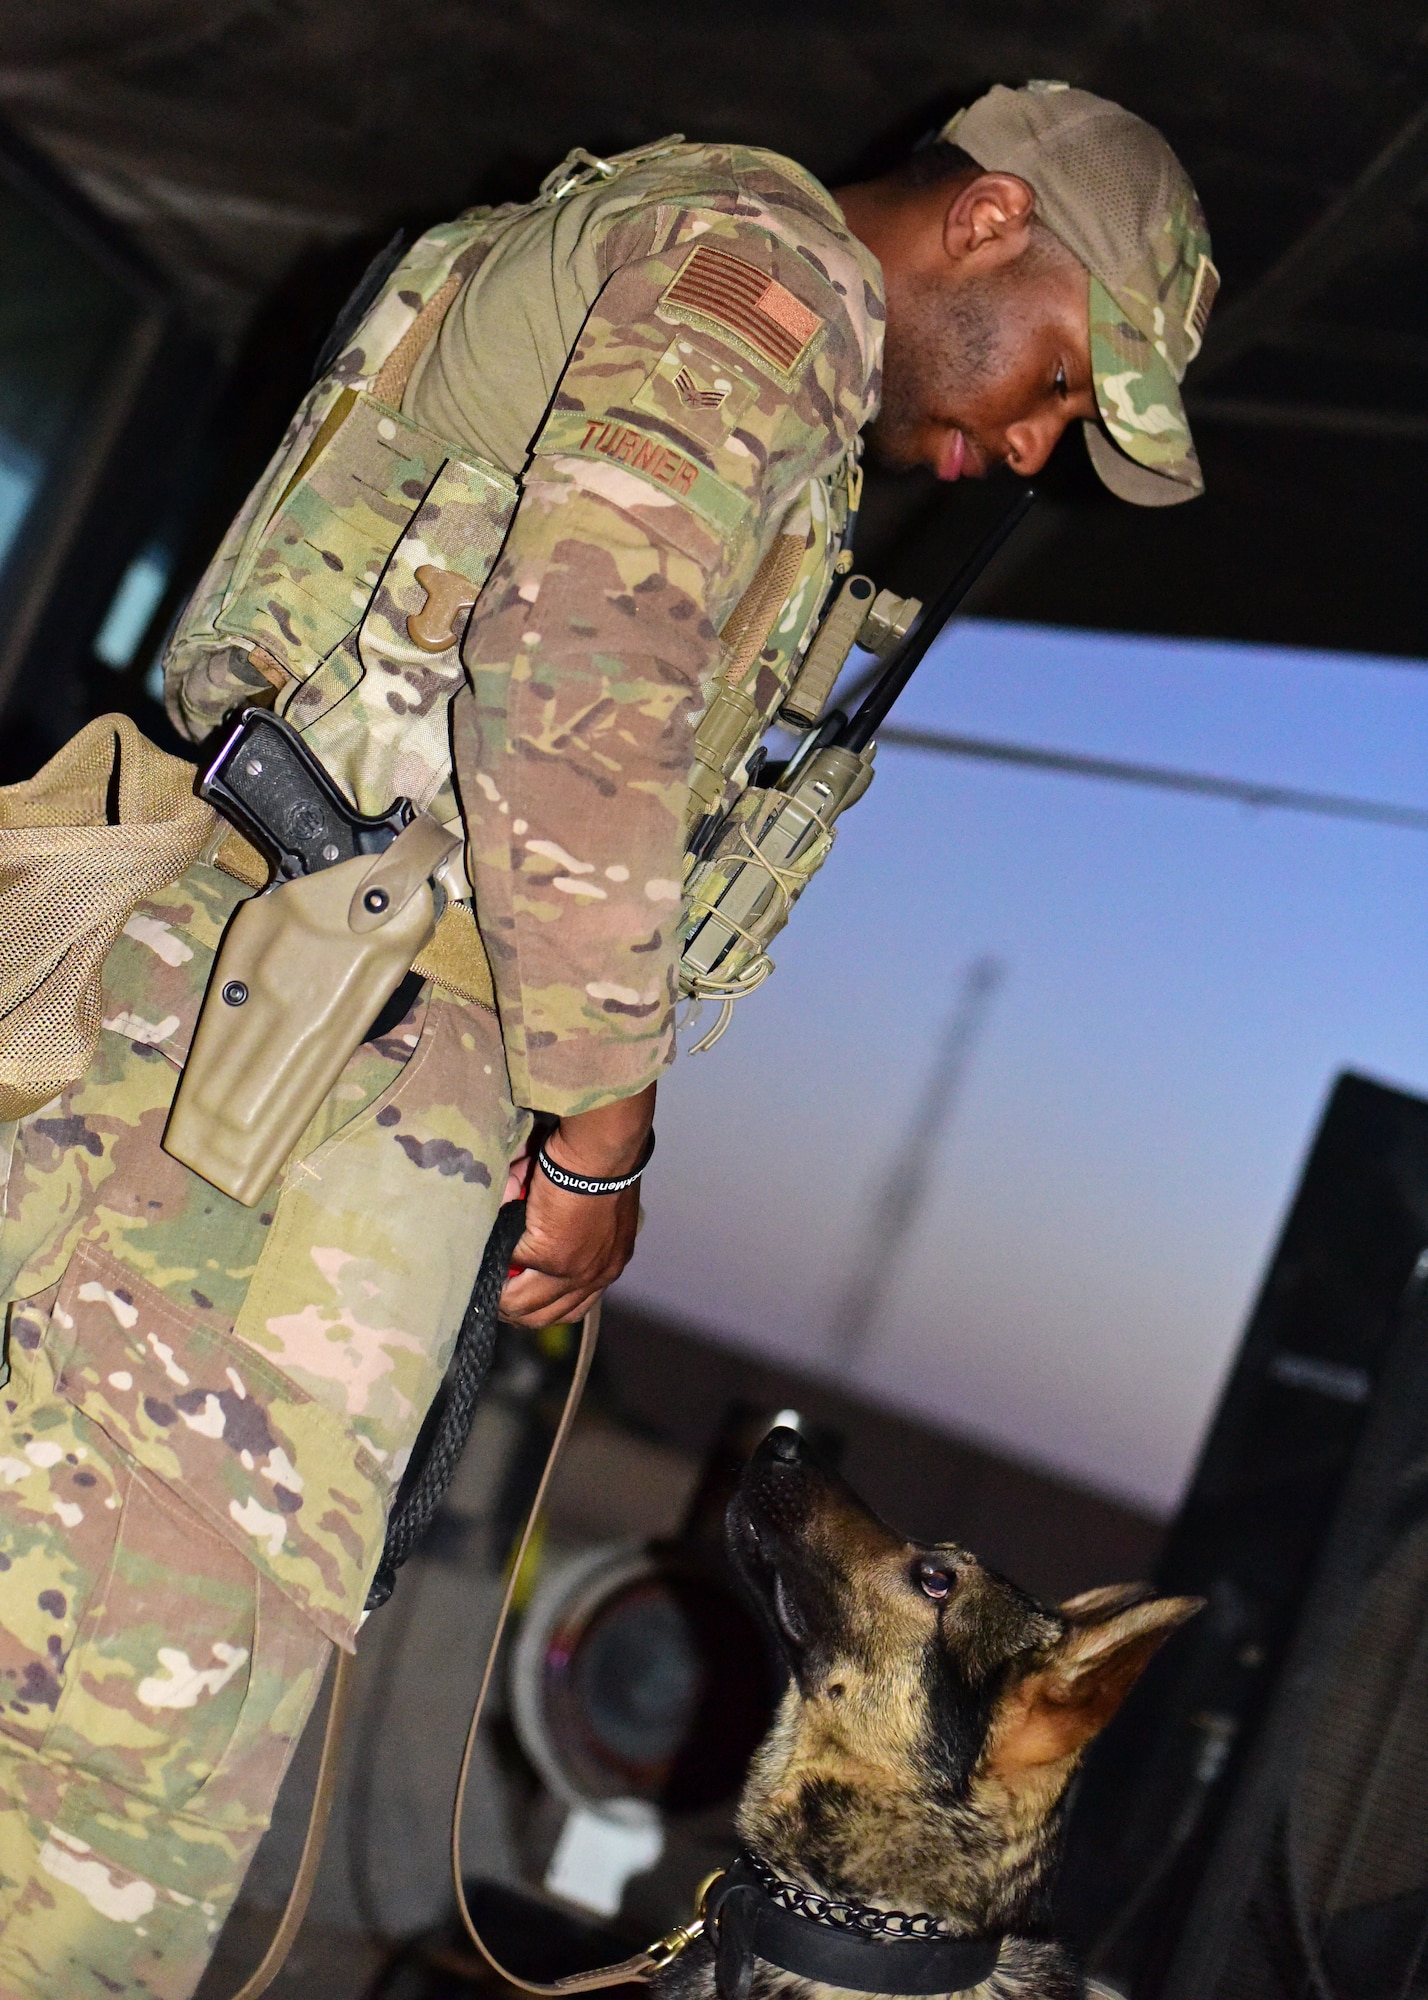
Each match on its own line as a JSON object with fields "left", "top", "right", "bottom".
{"left": 535, "top": 1128, "right": 655, "bottom": 1197}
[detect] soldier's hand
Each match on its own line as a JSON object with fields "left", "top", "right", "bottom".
{"left": 499, "top": 1085, "right": 655, "bottom": 1328}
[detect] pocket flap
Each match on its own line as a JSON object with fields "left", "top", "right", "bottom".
{"left": 214, "top": 392, "right": 450, "bottom": 680}
{"left": 341, "top": 454, "right": 517, "bottom": 804}
{"left": 48, "top": 1242, "right": 385, "bottom": 1648}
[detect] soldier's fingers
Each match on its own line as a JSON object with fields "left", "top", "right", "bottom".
{"left": 502, "top": 1248, "right": 597, "bottom": 1299}
{"left": 506, "top": 1227, "right": 564, "bottom": 1276}
{"left": 516, "top": 1291, "right": 600, "bottom": 1331}
{"left": 499, "top": 1265, "right": 588, "bottom": 1322}
{"left": 499, "top": 1269, "right": 559, "bottom": 1316}
{"left": 499, "top": 1289, "right": 595, "bottom": 1330}
{"left": 506, "top": 1219, "right": 625, "bottom": 1292}
{"left": 499, "top": 1257, "right": 608, "bottom": 1324}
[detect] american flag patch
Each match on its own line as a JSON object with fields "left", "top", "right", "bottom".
{"left": 661, "top": 244, "right": 823, "bottom": 374}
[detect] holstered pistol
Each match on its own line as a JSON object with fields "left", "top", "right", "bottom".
{"left": 163, "top": 710, "right": 459, "bottom": 1206}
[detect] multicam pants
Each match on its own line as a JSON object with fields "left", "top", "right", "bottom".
{"left": 0, "top": 862, "right": 526, "bottom": 1998}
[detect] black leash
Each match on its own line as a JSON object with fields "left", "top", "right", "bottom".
{"left": 365, "top": 1197, "right": 527, "bottom": 1611}
{"left": 707, "top": 1853, "right": 1004, "bottom": 1999}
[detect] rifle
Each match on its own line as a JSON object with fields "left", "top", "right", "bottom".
{"left": 677, "top": 485, "right": 1036, "bottom": 1048}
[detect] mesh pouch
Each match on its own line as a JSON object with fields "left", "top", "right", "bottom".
{"left": 0, "top": 714, "right": 216, "bottom": 1118}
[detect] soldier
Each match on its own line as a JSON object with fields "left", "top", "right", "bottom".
{"left": 0, "top": 82, "right": 1213, "bottom": 1999}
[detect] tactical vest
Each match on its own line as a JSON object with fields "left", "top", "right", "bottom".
{"left": 165, "top": 140, "right": 861, "bottom": 885}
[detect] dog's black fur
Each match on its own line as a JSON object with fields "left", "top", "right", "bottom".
{"left": 656, "top": 1428, "right": 1198, "bottom": 2000}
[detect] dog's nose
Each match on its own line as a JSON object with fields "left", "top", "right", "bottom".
{"left": 763, "top": 1425, "right": 805, "bottom": 1464}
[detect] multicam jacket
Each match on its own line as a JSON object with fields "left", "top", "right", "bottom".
{"left": 165, "top": 139, "right": 885, "bottom": 1116}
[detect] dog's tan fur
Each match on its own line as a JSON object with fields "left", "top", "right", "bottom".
{"left": 658, "top": 1433, "right": 1197, "bottom": 2000}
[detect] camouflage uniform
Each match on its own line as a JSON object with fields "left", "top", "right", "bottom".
{"left": 0, "top": 141, "right": 882, "bottom": 1997}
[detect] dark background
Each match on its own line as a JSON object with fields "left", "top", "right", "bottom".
{"left": 0, "top": 1, "right": 1425, "bottom": 787}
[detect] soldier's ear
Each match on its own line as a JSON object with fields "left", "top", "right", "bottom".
{"left": 944, "top": 172, "right": 1037, "bottom": 267}
{"left": 987, "top": 1593, "right": 1202, "bottom": 1785}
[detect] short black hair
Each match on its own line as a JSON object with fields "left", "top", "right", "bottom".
{"left": 894, "top": 139, "right": 981, "bottom": 189}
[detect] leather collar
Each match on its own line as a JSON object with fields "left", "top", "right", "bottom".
{"left": 706, "top": 1854, "right": 1003, "bottom": 1999}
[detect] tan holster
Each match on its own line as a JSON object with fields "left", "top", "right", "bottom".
{"left": 163, "top": 813, "right": 459, "bottom": 1206}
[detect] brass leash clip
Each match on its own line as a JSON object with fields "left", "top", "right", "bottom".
{"left": 646, "top": 1870, "right": 726, "bottom": 1970}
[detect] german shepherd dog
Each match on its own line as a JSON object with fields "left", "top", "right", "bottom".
{"left": 663, "top": 1426, "right": 1199, "bottom": 2000}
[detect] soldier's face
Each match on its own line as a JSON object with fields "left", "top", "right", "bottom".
{"left": 869, "top": 230, "right": 1096, "bottom": 484}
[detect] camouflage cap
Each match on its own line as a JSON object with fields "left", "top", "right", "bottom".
{"left": 941, "top": 81, "right": 1217, "bottom": 506}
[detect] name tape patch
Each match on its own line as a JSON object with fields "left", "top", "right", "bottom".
{"left": 660, "top": 244, "right": 823, "bottom": 375}
{"left": 577, "top": 417, "right": 699, "bottom": 495}
{"left": 542, "top": 410, "right": 750, "bottom": 537}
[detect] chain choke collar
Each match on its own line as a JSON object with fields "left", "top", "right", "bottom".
{"left": 703, "top": 1851, "right": 1004, "bottom": 1999}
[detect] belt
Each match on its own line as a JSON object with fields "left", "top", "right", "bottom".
{"left": 211, "top": 826, "right": 497, "bottom": 1013}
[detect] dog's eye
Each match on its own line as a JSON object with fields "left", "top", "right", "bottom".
{"left": 915, "top": 1560, "right": 952, "bottom": 1601}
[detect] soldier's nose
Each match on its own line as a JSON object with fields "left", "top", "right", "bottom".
{"left": 1005, "top": 411, "right": 1066, "bottom": 477}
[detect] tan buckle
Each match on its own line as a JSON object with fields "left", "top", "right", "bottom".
{"left": 407, "top": 564, "right": 479, "bottom": 653}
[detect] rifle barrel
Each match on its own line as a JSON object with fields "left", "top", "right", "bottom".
{"left": 837, "top": 486, "right": 1036, "bottom": 754}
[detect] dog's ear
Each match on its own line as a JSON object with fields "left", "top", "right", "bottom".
{"left": 987, "top": 1593, "right": 1202, "bottom": 1784}
{"left": 1058, "top": 1582, "right": 1156, "bottom": 1620}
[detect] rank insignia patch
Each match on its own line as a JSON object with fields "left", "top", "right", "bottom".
{"left": 675, "top": 367, "right": 726, "bottom": 409}
{"left": 658, "top": 244, "right": 824, "bottom": 375}
{"left": 631, "top": 337, "right": 759, "bottom": 448}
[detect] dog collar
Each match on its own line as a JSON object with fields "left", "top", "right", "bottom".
{"left": 706, "top": 1853, "right": 1003, "bottom": 1999}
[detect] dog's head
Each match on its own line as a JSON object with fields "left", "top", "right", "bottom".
{"left": 728, "top": 1427, "right": 1199, "bottom": 1928}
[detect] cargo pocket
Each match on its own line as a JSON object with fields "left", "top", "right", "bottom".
{"left": 30, "top": 1240, "right": 385, "bottom": 1654}
{"left": 47, "top": 1456, "right": 260, "bottom": 1810}
{"left": 232, "top": 986, "right": 525, "bottom": 1479}
{"left": 0, "top": 1292, "right": 258, "bottom": 1812}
